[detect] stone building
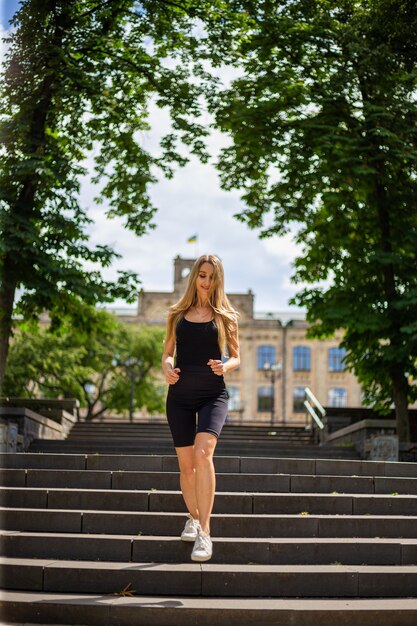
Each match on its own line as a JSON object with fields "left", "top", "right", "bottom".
{"left": 111, "top": 255, "right": 363, "bottom": 425}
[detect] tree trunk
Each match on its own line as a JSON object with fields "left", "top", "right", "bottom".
{"left": 0, "top": 2, "right": 63, "bottom": 387}
{"left": 0, "top": 279, "right": 17, "bottom": 393}
{"left": 374, "top": 179, "right": 410, "bottom": 439}
{"left": 359, "top": 78, "right": 411, "bottom": 437}
{"left": 91, "top": 405, "right": 108, "bottom": 420}
{"left": 392, "top": 371, "right": 410, "bottom": 443}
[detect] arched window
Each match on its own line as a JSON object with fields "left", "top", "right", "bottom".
{"left": 328, "top": 388, "right": 347, "bottom": 407}
{"left": 258, "top": 386, "right": 273, "bottom": 412}
{"left": 257, "top": 345, "right": 276, "bottom": 370}
{"left": 293, "top": 387, "right": 306, "bottom": 413}
{"left": 227, "top": 386, "right": 241, "bottom": 412}
{"left": 328, "top": 347, "right": 347, "bottom": 372}
{"left": 293, "top": 346, "right": 311, "bottom": 371}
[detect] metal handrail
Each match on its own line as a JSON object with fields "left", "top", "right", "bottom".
{"left": 304, "top": 400, "right": 325, "bottom": 430}
{"left": 304, "top": 387, "right": 327, "bottom": 442}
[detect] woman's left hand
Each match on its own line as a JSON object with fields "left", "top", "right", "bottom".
{"left": 207, "top": 359, "right": 225, "bottom": 376}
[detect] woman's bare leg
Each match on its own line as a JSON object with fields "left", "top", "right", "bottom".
{"left": 193, "top": 432, "right": 217, "bottom": 534}
{"left": 175, "top": 445, "right": 199, "bottom": 520}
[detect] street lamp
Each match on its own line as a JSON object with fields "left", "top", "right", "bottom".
{"left": 114, "top": 355, "right": 142, "bottom": 423}
{"left": 124, "top": 357, "right": 135, "bottom": 423}
{"left": 263, "top": 361, "right": 282, "bottom": 426}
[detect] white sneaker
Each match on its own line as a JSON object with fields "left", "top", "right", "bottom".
{"left": 191, "top": 531, "right": 213, "bottom": 562}
{"left": 181, "top": 514, "right": 200, "bottom": 542}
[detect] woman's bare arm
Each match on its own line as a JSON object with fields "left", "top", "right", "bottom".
{"left": 223, "top": 321, "right": 240, "bottom": 374}
{"left": 208, "top": 321, "right": 240, "bottom": 376}
{"left": 162, "top": 329, "right": 180, "bottom": 384}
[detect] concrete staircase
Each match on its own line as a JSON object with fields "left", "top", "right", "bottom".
{"left": 28, "top": 421, "right": 359, "bottom": 458}
{"left": 1, "top": 452, "right": 417, "bottom": 624}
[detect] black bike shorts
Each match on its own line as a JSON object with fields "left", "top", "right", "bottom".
{"left": 166, "top": 365, "right": 229, "bottom": 447}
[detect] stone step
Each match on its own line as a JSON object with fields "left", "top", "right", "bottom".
{"left": 2, "top": 508, "right": 417, "bottom": 538}
{"left": 2, "top": 557, "right": 417, "bottom": 597}
{"left": 2, "top": 532, "right": 416, "bottom": 565}
{"left": 64, "top": 435, "right": 310, "bottom": 444}
{"left": 67, "top": 428, "right": 312, "bottom": 437}
{"left": 2, "top": 452, "right": 413, "bottom": 475}
{"left": 45, "top": 424, "right": 306, "bottom": 430}
{"left": 2, "top": 467, "right": 416, "bottom": 493}
{"left": 2, "top": 487, "right": 417, "bottom": 516}
{"left": 68, "top": 427, "right": 310, "bottom": 434}
{"left": 49, "top": 422, "right": 310, "bottom": 434}
{"left": 68, "top": 425, "right": 311, "bottom": 441}
{"left": 28, "top": 441, "right": 359, "bottom": 458}
{"left": 1, "top": 450, "right": 416, "bottom": 624}
{"left": 27, "top": 420, "right": 354, "bottom": 457}
{"left": 27, "top": 440, "right": 326, "bottom": 451}
{"left": 71, "top": 420, "right": 306, "bottom": 425}
{"left": 3, "top": 591, "right": 417, "bottom": 626}
{"left": 29, "top": 447, "right": 360, "bottom": 460}
{"left": 68, "top": 423, "right": 310, "bottom": 433}
{"left": 1, "top": 453, "right": 415, "bottom": 476}
{"left": 65, "top": 435, "right": 314, "bottom": 444}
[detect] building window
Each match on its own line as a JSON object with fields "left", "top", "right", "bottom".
{"left": 293, "top": 346, "right": 311, "bottom": 371}
{"left": 227, "top": 386, "right": 241, "bottom": 412}
{"left": 328, "top": 388, "right": 347, "bottom": 407}
{"left": 258, "top": 386, "right": 273, "bottom": 412}
{"left": 258, "top": 345, "right": 276, "bottom": 370}
{"left": 293, "top": 387, "right": 306, "bottom": 413}
{"left": 328, "top": 347, "right": 347, "bottom": 372}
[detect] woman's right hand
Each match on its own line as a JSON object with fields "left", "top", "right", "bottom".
{"left": 165, "top": 367, "right": 181, "bottom": 385}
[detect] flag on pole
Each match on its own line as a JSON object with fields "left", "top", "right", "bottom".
{"left": 187, "top": 234, "right": 198, "bottom": 243}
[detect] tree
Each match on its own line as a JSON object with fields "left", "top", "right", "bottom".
{"left": 3, "top": 309, "right": 166, "bottom": 419}
{"left": 211, "top": 0, "right": 417, "bottom": 441}
{"left": 109, "top": 324, "right": 166, "bottom": 420}
{"left": 0, "top": 0, "right": 247, "bottom": 390}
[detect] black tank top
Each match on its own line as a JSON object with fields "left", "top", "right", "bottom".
{"left": 175, "top": 317, "right": 221, "bottom": 367}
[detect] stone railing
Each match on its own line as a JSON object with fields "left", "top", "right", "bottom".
{"left": 321, "top": 407, "right": 417, "bottom": 462}
{"left": 0, "top": 397, "right": 79, "bottom": 452}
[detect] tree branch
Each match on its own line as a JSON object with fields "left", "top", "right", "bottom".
{"left": 157, "top": 0, "right": 189, "bottom": 13}
{"left": 91, "top": 404, "right": 109, "bottom": 419}
{"left": 103, "top": 49, "right": 162, "bottom": 92}
{"left": 78, "top": 0, "right": 118, "bottom": 20}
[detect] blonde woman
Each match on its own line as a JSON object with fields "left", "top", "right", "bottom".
{"left": 162, "top": 254, "right": 240, "bottom": 562}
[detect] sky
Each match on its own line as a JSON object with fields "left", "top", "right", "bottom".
{"left": 1, "top": 1, "right": 305, "bottom": 315}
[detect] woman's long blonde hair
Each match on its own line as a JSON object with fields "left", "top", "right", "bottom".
{"left": 166, "top": 254, "right": 238, "bottom": 356}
